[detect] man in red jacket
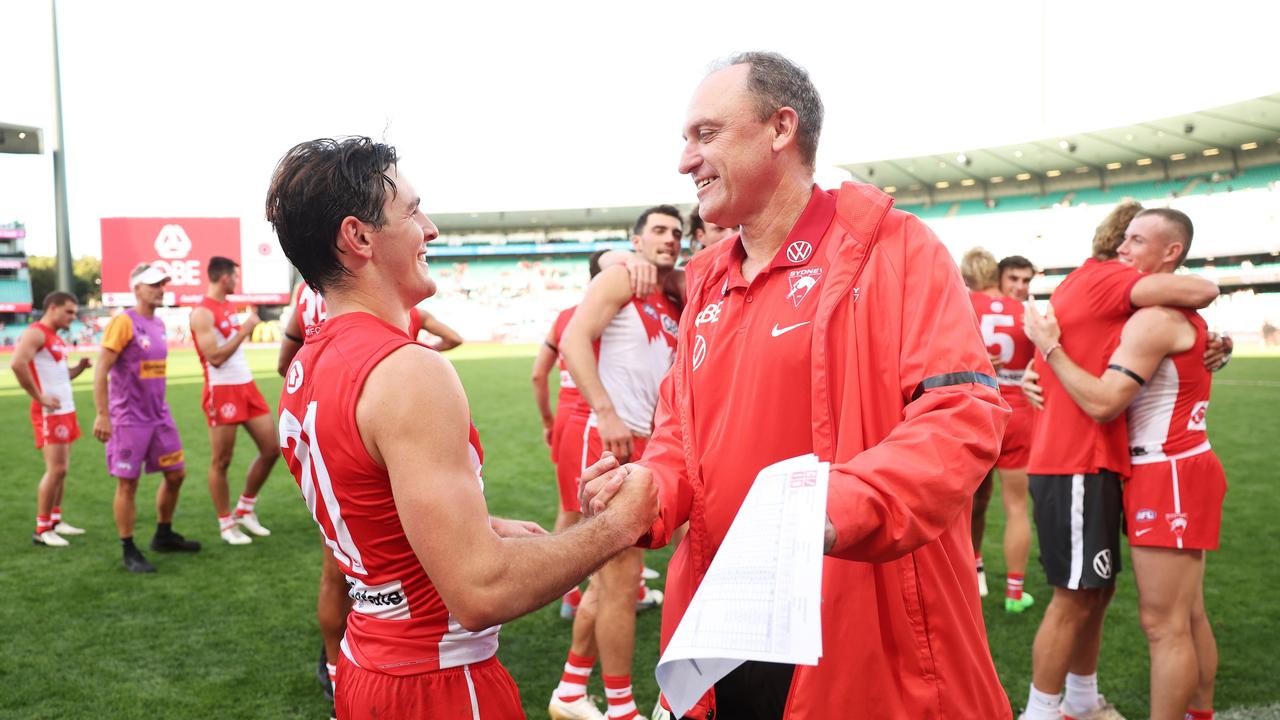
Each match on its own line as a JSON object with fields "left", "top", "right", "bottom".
{"left": 581, "top": 51, "right": 1011, "bottom": 720}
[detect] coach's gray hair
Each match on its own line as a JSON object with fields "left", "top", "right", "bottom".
{"left": 712, "top": 51, "right": 824, "bottom": 168}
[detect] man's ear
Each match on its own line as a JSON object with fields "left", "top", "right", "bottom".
{"left": 336, "top": 215, "right": 374, "bottom": 262}
{"left": 770, "top": 106, "right": 800, "bottom": 155}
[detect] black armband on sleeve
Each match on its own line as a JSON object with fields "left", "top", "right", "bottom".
{"left": 910, "top": 371, "right": 999, "bottom": 402}
{"left": 544, "top": 340, "right": 559, "bottom": 353}
{"left": 1107, "top": 364, "right": 1146, "bottom": 386}
{"left": 283, "top": 331, "right": 304, "bottom": 344}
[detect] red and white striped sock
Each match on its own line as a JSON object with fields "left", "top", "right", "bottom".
{"left": 1186, "top": 711, "right": 1214, "bottom": 719}
{"left": 51, "top": 506, "right": 63, "bottom": 524}
{"left": 975, "top": 554, "right": 984, "bottom": 572}
{"left": 603, "top": 674, "right": 639, "bottom": 720}
{"left": 636, "top": 580, "right": 647, "bottom": 601}
{"left": 1007, "top": 572, "right": 1025, "bottom": 600}
{"left": 553, "top": 651, "right": 595, "bottom": 703}
{"left": 234, "top": 494, "right": 257, "bottom": 517}
{"left": 36, "top": 515, "right": 53, "bottom": 534}
{"left": 218, "top": 514, "right": 236, "bottom": 532}
{"left": 564, "top": 586, "right": 583, "bottom": 609}
{"left": 327, "top": 662, "right": 337, "bottom": 692}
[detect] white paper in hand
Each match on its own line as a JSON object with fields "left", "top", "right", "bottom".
{"left": 655, "top": 454, "right": 828, "bottom": 718}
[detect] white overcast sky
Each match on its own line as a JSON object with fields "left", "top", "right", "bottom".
{"left": 2, "top": 0, "right": 1278, "bottom": 256}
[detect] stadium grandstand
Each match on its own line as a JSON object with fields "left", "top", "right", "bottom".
{"left": 427, "top": 94, "right": 1280, "bottom": 346}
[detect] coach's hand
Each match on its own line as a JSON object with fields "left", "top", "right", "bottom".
{"left": 490, "top": 517, "right": 549, "bottom": 538}
{"left": 1022, "top": 360, "right": 1044, "bottom": 410}
{"left": 605, "top": 464, "right": 659, "bottom": 538}
{"left": 93, "top": 413, "right": 112, "bottom": 443}
{"left": 624, "top": 256, "right": 659, "bottom": 298}
{"left": 596, "top": 412, "right": 634, "bottom": 463}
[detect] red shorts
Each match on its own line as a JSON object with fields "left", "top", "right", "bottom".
{"left": 996, "top": 394, "right": 1032, "bottom": 469}
{"left": 555, "top": 417, "right": 649, "bottom": 514}
{"left": 203, "top": 381, "right": 271, "bottom": 427}
{"left": 554, "top": 413, "right": 590, "bottom": 513}
{"left": 335, "top": 654, "right": 524, "bottom": 719}
{"left": 1125, "top": 448, "right": 1226, "bottom": 551}
{"left": 30, "top": 406, "right": 80, "bottom": 449}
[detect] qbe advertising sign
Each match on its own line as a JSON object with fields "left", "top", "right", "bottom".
{"left": 100, "top": 217, "right": 291, "bottom": 307}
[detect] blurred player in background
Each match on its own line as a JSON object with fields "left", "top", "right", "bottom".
{"left": 549, "top": 207, "right": 681, "bottom": 720}
{"left": 94, "top": 264, "right": 202, "bottom": 574}
{"left": 962, "top": 247, "right": 1036, "bottom": 614}
{"left": 1019, "top": 202, "right": 1219, "bottom": 720}
{"left": 190, "top": 256, "right": 276, "bottom": 545}
{"left": 687, "top": 204, "right": 735, "bottom": 255}
{"left": 10, "top": 291, "right": 91, "bottom": 547}
{"left": 1000, "top": 255, "right": 1036, "bottom": 302}
{"left": 1025, "top": 208, "right": 1223, "bottom": 720}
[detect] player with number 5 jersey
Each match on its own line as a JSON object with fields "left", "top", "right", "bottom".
{"left": 266, "top": 137, "right": 657, "bottom": 719}
{"left": 962, "top": 247, "right": 1037, "bottom": 615}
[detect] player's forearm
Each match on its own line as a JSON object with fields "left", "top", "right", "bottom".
{"left": 1130, "top": 274, "right": 1219, "bottom": 310}
{"left": 532, "top": 378, "right": 553, "bottom": 423}
{"left": 68, "top": 363, "right": 88, "bottom": 380}
{"left": 1046, "top": 352, "right": 1123, "bottom": 423}
{"left": 10, "top": 365, "right": 43, "bottom": 402}
{"left": 453, "top": 512, "right": 639, "bottom": 630}
{"left": 92, "top": 366, "right": 110, "bottom": 416}
{"left": 561, "top": 335, "right": 616, "bottom": 418}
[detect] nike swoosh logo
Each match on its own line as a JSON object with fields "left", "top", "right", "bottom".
{"left": 771, "top": 321, "right": 811, "bottom": 337}
{"left": 1134, "top": 528, "right": 1153, "bottom": 537}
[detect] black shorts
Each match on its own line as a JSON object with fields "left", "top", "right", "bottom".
{"left": 1029, "top": 471, "right": 1123, "bottom": 589}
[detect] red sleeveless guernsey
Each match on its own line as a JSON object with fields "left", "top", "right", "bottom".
{"left": 1128, "top": 309, "right": 1212, "bottom": 463}
{"left": 278, "top": 311, "right": 498, "bottom": 676}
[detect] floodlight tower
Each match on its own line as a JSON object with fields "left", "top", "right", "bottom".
{"left": 51, "top": 0, "right": 74, "bottom": 293}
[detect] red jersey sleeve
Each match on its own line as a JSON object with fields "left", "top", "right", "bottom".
{"left": 825, "top": 220, "right": 1010, "bottom": 562}
{"left": 1087, "top": 260, "right": 1142, "bottom": 320}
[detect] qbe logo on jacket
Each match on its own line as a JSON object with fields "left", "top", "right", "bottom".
{"left": 151, "top": 224, "right": 202, "bottom": 286}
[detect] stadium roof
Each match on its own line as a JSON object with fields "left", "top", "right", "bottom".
{"left": 841, "top": 94, "right": 1280, "bottom": 199}
{"left": 433, "top": 204, "right": 692, "bottom": 235}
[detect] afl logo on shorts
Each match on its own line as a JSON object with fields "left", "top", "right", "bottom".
{"left": 220, "top": 403, "right": 236, "bottom": 420}
{"left": 786, "top": 241, "right": 813, "bottom": 264}
{"left": 691, "top": 335, "right": 708, "bottom": 371}
{"left": 286, "top": 360, "right": 305, "bottom": 395}
{"left": 1092, "top": 549, "right": 1113, "bottom": 579}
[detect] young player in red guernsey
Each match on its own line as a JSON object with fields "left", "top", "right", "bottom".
{"left": 1019, "top": 203, "right": 1218, "bottom": 720}
{"left": 9, "top": 291, "right": 92, "bottom": 546}
{"left": 278, "top": 281, "right": 466, "bottom": 707}
{"left": 1026, "top": 208, "right": 1222, "bottom": 720}
{"left": 266, "top": 137, "right": 656, "bottom": 719}
{"left": 190, "top": 257, "right": 277, "bottom": 545}
{"left": 961, "top": 248, "right": 1036, "bottom": 614}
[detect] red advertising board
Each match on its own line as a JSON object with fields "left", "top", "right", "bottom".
{"left": 101, "top": 218, "right": 241, "bottom": 306}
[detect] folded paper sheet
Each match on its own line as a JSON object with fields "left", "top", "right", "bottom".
{"left": 655, "top": 454, "right": 829, "bottom": 718}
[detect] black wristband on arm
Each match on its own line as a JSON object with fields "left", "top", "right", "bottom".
{"left": 1107, "top": 364, "right": 1146, "bottom": 386}
{"left": 283, "top": 331, "right": 304, "bottom": 344}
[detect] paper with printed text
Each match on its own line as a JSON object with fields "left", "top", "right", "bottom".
{"left": 655, "top": 454, "right": 828, "bottom": 718}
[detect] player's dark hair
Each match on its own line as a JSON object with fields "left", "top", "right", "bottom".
{"left": 1092, "top": 200, "right": 1143, "bottom": 260}
{"left": 998, "top": 255, "right": 1036, "bottom": 276}
{"left": 265, "top": 136, "right": 400, "bottom": 294}
{"left": 207, "top": 256, "right": 239, "bottom": 281}
{"left": 713, "top": 51, "right": 824, "bottom": 168}
{"left": 43, "top": 291, "right": 76, "bottom": 310}
{"left": 688, "top": 204, "right": 706, "bottom": 252}
{"left": 632, "top": 205, "right": 683, "bottom": 238}
{"left": 1136, "top": 208, "right": 1195, "bottom": 266}
{"left": 588, "top": 250, "right": 608, "bottom": 279}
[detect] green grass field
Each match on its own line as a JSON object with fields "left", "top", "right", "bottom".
{"left": 0, "top": 346, "right": 1276, "bottom": 719}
